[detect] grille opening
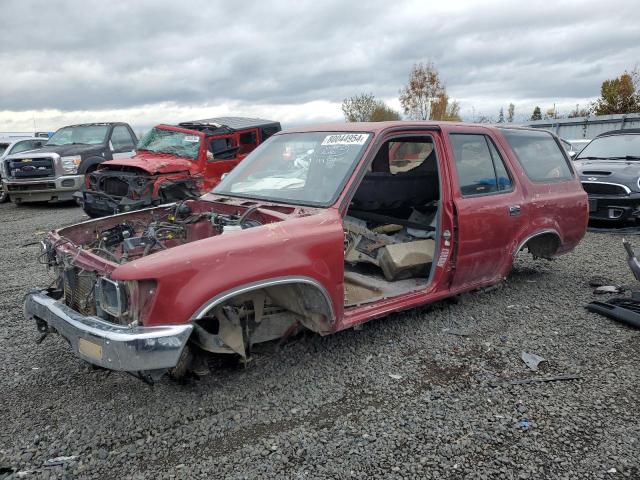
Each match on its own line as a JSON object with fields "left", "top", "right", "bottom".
{"left": 102, "top": 177, "right": 129, "bottom": 197}
{"left": 581, "top": 182, "right": 628, "bottom": 196}
{"left": 8, "top": 157, "right": 55, "bottom": 179}
{"left": 582, "top": 171, "right": 611, "bottom": 176}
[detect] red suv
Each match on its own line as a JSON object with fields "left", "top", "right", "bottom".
{"left": 26, "top": 122, "right": 587, "bottom": 381}
{"left": 77, "top": 117, "right": 281, "bottom": 217}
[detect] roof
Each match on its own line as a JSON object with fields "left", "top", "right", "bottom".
{"left": 281, "top": 120, "right": 544, "bottom": 135}
{"left": 57, "top": 122, "right": 128, "bottom": 128}
{"left": 597, "top": 128, "right": 640, "bottom": 137}
{"left": 178, "top": 116, "right": 280, "bottom": 133}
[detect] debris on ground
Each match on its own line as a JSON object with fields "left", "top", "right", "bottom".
{"left": 43, "top": 455, "right": 78, "bottom": 467}
{"left": 521, "top": 351, "right": 546, "bottom": 371}
{"left": 593, "top": 285, "right": 624, "bottom": 294}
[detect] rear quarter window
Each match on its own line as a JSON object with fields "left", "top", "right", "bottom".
{"left": 501, "top": 129, "right": 573, "bottom": 182}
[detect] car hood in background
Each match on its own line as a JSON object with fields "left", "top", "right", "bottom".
{"left": 574, "top": 158, "right": 640, "bottom": 192}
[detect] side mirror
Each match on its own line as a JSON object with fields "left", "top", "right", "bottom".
{"left": 569, "top": 150, "right": 577, "bottom": 158}
{"left": 221, "top": 172, "right": 229, "bottom": 180}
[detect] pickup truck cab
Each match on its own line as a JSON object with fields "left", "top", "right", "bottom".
{"left": 78, "top": 117, "right": 281, "bottom": 217}
{"left": 3, "top": 123, "right": 136, "bottom": 203}
{"left": 25, "top": 122, "right": 587, "bottom": 381}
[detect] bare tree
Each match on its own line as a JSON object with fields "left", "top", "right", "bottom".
{"left": 399, "top": 62, "right": 444, "bottom": 120}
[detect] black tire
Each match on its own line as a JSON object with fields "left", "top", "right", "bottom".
{"left": 0, "top": 180, "right": 8, "bottom": 203}
{"left": 168, "top": 344, "right": 193, "bottom": 380}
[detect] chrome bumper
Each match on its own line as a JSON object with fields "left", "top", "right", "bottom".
{"left": 24, "top": 290, "right": 193, "bottom": 372}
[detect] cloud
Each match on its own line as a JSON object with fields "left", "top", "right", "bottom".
{"left": 1, "top": 0, "right": 639, "bottom": 130}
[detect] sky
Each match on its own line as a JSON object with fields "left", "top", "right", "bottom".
{"left": 1, "top": 0, "right": 639, "bottom": 133}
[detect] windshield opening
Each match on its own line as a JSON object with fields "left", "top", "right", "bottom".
{"left": 46, "top": 125, "right": 109, "bottom": 146}
{"left": 213, "top": 131, "right": 372, "bottom": 206}
{"left": 577, "top": 134, "right": 640, "bottom": 160}
{"left": 137, "top": 128, "right": 201, "bottom": 160}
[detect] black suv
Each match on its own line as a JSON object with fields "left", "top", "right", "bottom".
{"left": 574, "top": 129, "right": 640, "bottom": 221}
{"left": 2, "top": 122, "right": 137, "bottom": 203}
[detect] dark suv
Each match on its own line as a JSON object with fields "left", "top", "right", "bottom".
{"left": 2, "top": 123, "right": 137, "bottom": 203}
{"left": 574, "top": 129, "right": 640, "bottom": 221}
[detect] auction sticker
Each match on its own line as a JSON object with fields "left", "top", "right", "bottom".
{"left": 184, "top": 135, "right": 200, "bottom": 142}
{"left": 321, "top": 133, "right": 369, "bottom": 146}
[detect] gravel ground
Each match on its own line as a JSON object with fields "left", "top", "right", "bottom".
{"left": 0, "top": 201, "right": 639, "bottom": 480}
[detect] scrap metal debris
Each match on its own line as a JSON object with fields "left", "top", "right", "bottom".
{"left": 43, "top": 455, "right": 78, "bottom": 467}
{"left": 521, "top": 351, "right": 546, "bottom": 371}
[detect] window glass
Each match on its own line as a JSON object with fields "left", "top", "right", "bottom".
{"left": 388, "top": 141, "right": 434, "bottom": 174}
{"left": 576, "top": 134, "right": 640, "bottom": 160}
{"left": 209, "top": 137, "right": 237, "bottom": 159}
{"left": 215, "top": 131, "right": 370, "bottom": 207}
{"left": 501, "top": 129, "right": 572, "bottom": 182}
{"left": 451, "top": 134, "right": 509, "bottom": 196}
{"left": 111, "top": 126, "right": 135, "bottom": 150}
{"left": 0, "top": 143, "right": 9, "bottom": 156}
{"left": 486, "top": 138, "right": 512, "bottom": 191}
{"left": 11, "top": 140, "right": 37, "bottom": 154}
{"left": 46, "top": 125, "right": 109, "bottom": 146}
{"left": 137, "top": 128, "right": 200, "bottom": 160}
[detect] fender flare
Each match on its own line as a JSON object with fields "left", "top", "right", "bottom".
{"left": 190, "top": 275, "right": 336, "bottom": 327}
{"left": 513, "top": 229, "right": 562, "bottom": 258}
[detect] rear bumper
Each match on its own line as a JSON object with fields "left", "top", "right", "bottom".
{"left": 587, "top": 193, "right": 640, "bottom": 221}
{"left": 4, "top": 175, "right": 84, "bottom": 203}
{"left": 24, "top": 290, "right": 192, "bottom": 372}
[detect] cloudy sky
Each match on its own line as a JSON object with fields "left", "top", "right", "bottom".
{"left": 1, "top": 0, "right": 639, "bottom": 132}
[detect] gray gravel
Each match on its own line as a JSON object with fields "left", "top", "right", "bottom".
{"left": 0, "top": 201, "right": 639, "bottom": 479}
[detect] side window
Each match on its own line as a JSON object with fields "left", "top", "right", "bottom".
{"left": 388, "top": 141, "right": 434, "bottom": 174}
{"left": 501, "top": 129, "right": 572, "bottom": 182}
{"left": 450, "top": 134, "right": 512, "bottom": 196}
{"left": 110, "top": 126, "right": 135, "bottom": 150}
{"left": 209, "top": 137, "right": 237, "bottom": 160}
{"left": 261, "top": 126, "right": 280, "bottom": 141}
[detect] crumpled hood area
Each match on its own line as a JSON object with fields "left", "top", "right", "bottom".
{"left": 102, "top": 151, "right": 194, "bottom": 174}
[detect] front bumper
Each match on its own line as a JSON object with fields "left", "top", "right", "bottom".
{"left": 587, "top": 193, "right": 640, "bottom": 221}
{"left": 76, "top": 190, "right": 155, "bottom": 217}
{"left": 4, "top": 175, "right": 84, "bottom": 203}
{"left": 24, "top": 290, "right": 192, "bottom": 372}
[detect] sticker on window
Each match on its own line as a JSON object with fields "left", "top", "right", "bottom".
{"left": 184, "top": 135, "right": 199, "bottom": 143}
{"left": 321, "top": 134, "right": 369, "bottom": 146}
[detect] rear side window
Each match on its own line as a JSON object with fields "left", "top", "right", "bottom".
{"left": 501, "top": 129, "right": 572, "bottom": 182}
{"left": 450, "top": 134, "right": 513, "bottom": 196}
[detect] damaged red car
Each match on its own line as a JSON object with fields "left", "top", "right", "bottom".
{"left": 76, "top": 117, "right": 281, "bottom": 217}
{"left": 25, "top": 122, "right": 588, "bottom": 382}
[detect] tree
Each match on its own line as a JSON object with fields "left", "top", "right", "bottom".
{"left": 342, "top": 93, "right": 377, "bottom": 122}
{"left": 341, "top": 93, "right": 401, "bottom": 122}
{"left": 507, "top": 103, "right": 515, "bottom": 123}
{"left": 530, "top": 106, "right": 542, "bottom": 121}
{"left": 593, "top": 71, "right": 640, "bottom": 115}
{"left": 497, "top": 107, "right": 505, "bottom": 123}
{"left": 429, "top": 93, "right": 461, "bottom": 121}
{"left": 369, "top": 103, "right": 402, "bottom": 121}
{"left": 568, "top": 104, "right": 590, "bottom": 118}
{"left": 399, "top": 62, "right": 444, "bottom": 120}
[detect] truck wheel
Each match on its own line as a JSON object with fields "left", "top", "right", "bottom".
{"left": 0, "top": 182, "right": 8, "bottom": 203}
{"left": 168, "top": 344, "right": 193, "bottom": 380}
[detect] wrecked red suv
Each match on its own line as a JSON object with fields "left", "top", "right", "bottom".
{"left": 25, "top": 122, "right": 587, "bottom": 382}
{"left": 77, "top": 117, "right": 281, "bottom": 217}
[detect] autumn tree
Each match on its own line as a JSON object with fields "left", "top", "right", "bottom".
{"left": 342, "top": 93, "right": 401, "bottom": 122}
{"left": 429, "top": 93, "right": 461, "bottom": 121}
{"left": 369, "top": 103, "right": 402, "bottom": 121}
{"left": 530, "top": 106, "right": 542, "bottom": 121}
{"left": 593, "top": 71, "right": 640, "bottom": 115}
{"left": 507, "top": 103, "right": 515, "bottom": 123}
